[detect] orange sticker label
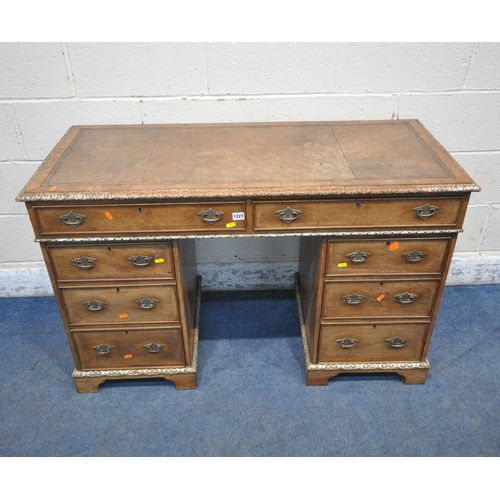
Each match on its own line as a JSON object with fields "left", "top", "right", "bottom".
{"left": 226, "top": 221, "right": 237, "bottom": 228}
{"left": 104, "top": 211, "right": 114, "bottom": 220}
{"left": 376, "top": 294, "right": 385, "bottom": 302}
{"left": 389, "top": 242, "right": 399, "bottom": 251}
{"left": 49, "top": 186, "right": 58, "bottom": 192}
{"left": 124, "top": 354, "right": 133, "bottom": 359}
{"left": 119, "top": 313, "right": 128, "bottom": 319}
{"left": 337, "top": 262, "right": 348, "bottom": 268}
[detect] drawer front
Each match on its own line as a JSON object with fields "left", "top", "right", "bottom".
{"left": 34, "top": 202, "right": 246, "bottom": 236}
{"left": 73, "top": 327, "right": 185, "bottom": 369}
{"left": 326, "top": 238, "right": 451, "bottom": 277}
{"left": 61, "top": 284, "right": 179, "bottom": 326}
{"left": 318, "top": 323, "right": 428, "bottom": 363}
{"left": 322, "top": 279, "right": 439, "bottom": 319}
{"left": 47, "top": 243, "right": 175, "bottom": 282}
{"left": 253, "top": 198, "right": 462, "bottom": 231}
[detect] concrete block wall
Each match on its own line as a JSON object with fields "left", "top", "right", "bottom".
{"left": 1, "top": 42, "right": 499, "bottom": 296}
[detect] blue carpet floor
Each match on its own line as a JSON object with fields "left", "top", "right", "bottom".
{"left": 0, "top": 285, "right": 499, "bottom": 457}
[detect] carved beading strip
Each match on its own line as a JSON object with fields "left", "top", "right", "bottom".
{"left": 308, "top": 361, "right": 430, "bottom": 371}
{"left": 36, "top": 229, "right": 461, "bottom": 244}
{"left": 72, "top": 367, "right": 196, "bottom": 378}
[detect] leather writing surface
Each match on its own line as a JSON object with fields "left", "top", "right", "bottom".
{"left": 19, "top": 120, "right": 479, "bottom": 202}
{"left": 332, "top": 122, "right": 453, "bottom": 179}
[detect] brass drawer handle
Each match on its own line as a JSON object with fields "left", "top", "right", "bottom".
{"left": 93, "top": 344, "right": 115, "bottom": 355}
{"left": 346, "top": 250, "right": 372, "bottom": 265}
{"left": 394, "top": 292, "right": 418, "bottom": 305}
{"left": 275, "top": 207, "right": 302, "bottom": 224}
{"left": 72, "top": 256, "right": 97, "bottom": 270}
{"left": 197, "top": 208, "right": 224, "bottom": 225}
{"left": 402, "top": 250, "right": 427, "bottom": 263}
{"left": 143, "top": 342, "right": 166, "bottom": 353}
{"left": 336, "top": 337, "right": 358, "bottom": 349}
{"left": 413, "top": 203, "right": 440, "bottom": 220}
{"left": 135, "top": 297, "right": 159, "bottom": 310}
{"left": 128, "top": 254, "right": 153, "bottom": 267}
{"left": 59, "top": 211, "right": 87, "bottom": 228}
{"left": 343, "top": 293, "right": 365, "bottom": 306}
{"left": 386, "top": 337, "right": 408, "bottom": 348}
{"left": 84, "top": 299, "right": 106, "bottom": 311}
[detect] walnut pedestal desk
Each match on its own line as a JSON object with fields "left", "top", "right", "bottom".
{"left": 16, "top": 120, "right": 479, "bottom": 393}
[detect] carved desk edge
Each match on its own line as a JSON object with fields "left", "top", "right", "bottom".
{"left": 35, "top": 229, "right": 463, "bottom": 244}
{"left": 16, "top": 183, "right": 480, "bottom": 203}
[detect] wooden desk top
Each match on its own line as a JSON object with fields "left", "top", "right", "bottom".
{"left": 17, "top": 120, "right": 479, "bottom": 202}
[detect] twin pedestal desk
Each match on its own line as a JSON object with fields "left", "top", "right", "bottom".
{"left": 17, "top": 120, "right": 479, "bottom": 393}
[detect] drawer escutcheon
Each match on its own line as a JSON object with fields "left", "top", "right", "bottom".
{"left": 59, "top": 211, "right": 87, "bottom": 228}
{"left": 275, "top": 207, "right": 302, "bottom": 224}
{"left": 346, "top": 250, "right": 371, "bottom": 265}
{"left": 72, "top": 255, "right": 97, "bottom": 270}
{"left": 93, "top": 344, "right": 115, "bottom": 355}
{"left": 143, "top": 342, "right": 166, "bottom": 353}
{"left": 342, "top": 293, "right": 365, "bottom": 306}
{"left": 394, "top": 292, "right": 418, "bottom": 305}
{"left": 336, "top": 337, "right": 359, "bottom": 349}
{"left": 197, "top": 208, "right": 225, "bottom": 225}
{"left": 128, "top": 254, "right": 153, "bottom": 267}
{"left": 84, "top": 299, "right": 106, "bottom": 311}
{"left": 386, "top": 337, "right": 408, "bottom": 348}
{"left": 402, "top": 250, "right": 427, "bottom": 263}
{"left": 413, "top": 203, "right": 440, "bottom": 220}
{"left": 135, "top": 297, "right": 159, "bottom": 310}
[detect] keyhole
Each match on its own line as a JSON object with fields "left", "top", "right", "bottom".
{"left": 373, "top": 325, "right": 377, "bottom": 329}
{"left": 108, "top": 246, "right": 112, "bottom": 252}
{"left": 116, "top": 288, "right": 120, "bottom": 292}
{"left": 138, "top": 207, "right": 142, "bottom": 213}
{"left": 124, "top": 330, "right": 129, "bottom": 335}
{"left": 380, "top": 282, "right": 384, "bottom": 287}
{"left": 356, "top": 202, "right": 361, "bottom": 209}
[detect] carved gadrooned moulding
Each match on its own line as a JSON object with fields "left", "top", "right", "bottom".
{"left": 72, "top": 366, "right": 196, "bottom": 378}
{"left": 35, "top": 228, "right": 462, "bottom": 244}
{"left": 16, "top": 183, "right": 480, "bottom": 203}
{"left": 308, "top": 361, "right": 431, "bottom": 371}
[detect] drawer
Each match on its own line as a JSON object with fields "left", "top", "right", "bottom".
{"left": 253, "top": 198, "right": 462, "bottom": 231}
{"left": 317, "top": 322, "right": 428, "bottom": 363}
{"left": 72, "top": 327, "right": 185, "bottom": 369}
{"left": 322, "top": 279, "right": 440, "bottom": 319}
{"left": 325, "top": 238, "right": 451, "bottom": 277}
{"left": 61, "top": 284, "right": 179, "bottom": 326}
{"left": 47, "top": 242, "right": 175, "bottom": 282}
{"left": 33, "top": 202, "right": 246, "bottom": 236}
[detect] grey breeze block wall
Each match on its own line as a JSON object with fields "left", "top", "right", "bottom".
{"left": 1, "top": 42, "right": 499, "bottom": 296}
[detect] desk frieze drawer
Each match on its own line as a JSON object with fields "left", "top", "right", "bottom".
{"left": 326, "top": 238, "right": 451, "bottom": 277}
{"left": 61, "top": 284, "right": 180, "bottom": 326}
{"left": 46, "top": 242, "right": 175, "bottom": 282}
{"left": 72, "top": 327, "right": 185, "bottom": 370}
{"left": 317, "top": 322, "right": 429, "bottom": 363}
{"left": 322, "top": 279, "right": 440, "bottom": 319}
{"left": 33, "top": 202, "right": 246, "bottom": 236}
{"left": 253, "top": 198, "right": 463, "bottom": 231}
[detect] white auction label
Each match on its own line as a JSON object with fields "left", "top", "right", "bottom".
{"left": 232, "top": 212, "right": 245, "bottom": 221}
